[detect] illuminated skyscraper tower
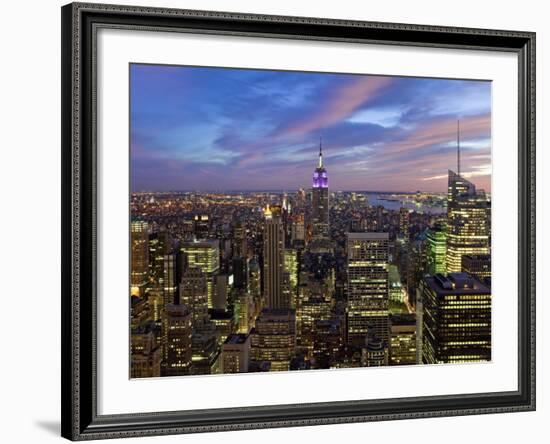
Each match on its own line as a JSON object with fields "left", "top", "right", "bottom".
{"left": 420, "top": 273, "right": 491, "bottom": 363}
{"left": 346, "top": 232, "right": 390, "bottom": 346}
{"left": 263, "top": 205, "right": 286, "bottom": 309}
{"left": 130, "top": 220, "right": 149, "bottom": 297}
{"left": 311, "top": 139, "right": 329, "bottom": 240}
{"left": 446, "top": 172, "right": 490, "bottom": 272}
{"left": 181, "top": 239, "right": 220, "bottom": 308}
{"left": 446, "top": 122, "right": 490, "bottom": 272}
{"left": 162, "top": 303, "right": 193, "bottom": 376}
{"left": 399, "top": 207, "right": 410, "bottom": 242}
{"left": 179, "top": 267, "right": 209, "bottom": 329}
{"left": 426, "top": 222, "right": 447, "bottom": 274}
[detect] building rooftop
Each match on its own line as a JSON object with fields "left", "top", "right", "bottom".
{"left": 223, "top": 333, "right": 249, "bottom": 345}
{"left": 462, "top": 254, "right": 491, "bottom": 261}
{"left": 208, "top": 309, "right": 233, "bottom": 320}
{"left": 182, "top": 239, "right": 219, "bottom": 248}
{"left": 425, "top": 272, "right": 490, "bottom": 295}
{"left": 347, "top": 232, "right": 389, "bottom": 240}
{"left": 259, "top": 308, "right": 296, "bottom": 316}
{"left": 390, "top": 313, "right": 416, "bottom": 326}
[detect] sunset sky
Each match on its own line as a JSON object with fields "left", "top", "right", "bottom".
{"left": 130, "top": 64, "right": 491, "bottom": 192}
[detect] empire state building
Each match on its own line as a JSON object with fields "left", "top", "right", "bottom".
{"left": 311, "top": 140, "right": 329, "bottom": 239}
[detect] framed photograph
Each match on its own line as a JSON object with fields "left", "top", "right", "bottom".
{"left": 61, "top": 2, "right": 536, "bottom": 440}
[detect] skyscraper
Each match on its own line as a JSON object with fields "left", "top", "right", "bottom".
{"left": 130, "top": 220, "right": 149, "bottom": 297}
{"left": 312, "top": 319, "right": 344, "bottom": 369}
{"left": 263, "top": 205, "right": 286, "bottom": 309}
{"left": 234, "top": 289, "right": 254, "bottom": 334}
{"left": 179, "top": 267, "right": 209, "bottom": 329}
{"left": 221, "top": 333, "right": 251, "bottom": 373}
{"left": 346, "top": 232, "right": 390, "bottom": 346}
{"left": 131, "top": 323, "right": 162, "bottom": 378}
{"left": 162, "top": 303, "right": 193, "bottom": 376}
{"left": 426, "top": 222, "right": 447, "bottom": 274}
{"left": 181, "top": 239, "right": 220, "bottom": 308}
{"left": 399, "top": 207, "right": 410, "bottom": 241}
{"left": 311, "top": 140, "right": 329, "bottom": 240}
{"left": 284, "top": 248, "right": 298, "bottom": 307}
{"left": 250, "top": 308, "right": 296, "bottom": 372}
{"left": 233, "top": 221, "right": 247, "bottom": 258}
{"left": 232, "top": 256, "right": 249, "bottom": 291}
{"left": 389, "top": 313, "right": 417, "bottom": 366}
{"left": 446, "top": 147, "right": 490, "bottom": 273}
{"left": 193, "top": 214, "right": 210, "bottom": 238}
{"left": 148, "top": 231, "right": 172, "bottom": 289}
{"left": 361, "top": 333, "right": 389, "bottom": 367}
{"left": 420, "top": 273, "right": 491, "bottom": 364}
{"left": 461, "top": 254, "right": 491, "bottom": 282}
{"left": 213, "top": 274, "right": 230, "bottom": 311}
{"left": 291, "top": 213, "right": 305, "bottom": 244}
{"left": 162, "top": 252, "right": 182, "bottom": 307}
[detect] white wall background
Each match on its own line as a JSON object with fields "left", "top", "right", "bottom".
{"left": 0, "top": 0, "right": 546, "bottom": 443}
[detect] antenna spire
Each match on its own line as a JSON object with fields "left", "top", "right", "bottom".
{"left": 457, "top": 120, "right": 461, "bottom": 177}
{"left": 318, "top": 136, "right": 323, "bottom": 168}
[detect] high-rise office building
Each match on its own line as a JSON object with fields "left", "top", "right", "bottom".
{"left": 177, "top": 262, "right": 220, "bottom": 375}
{"left": 131, "top": 323, "right": 162, "bottom": 378}
{"left": 346, "top": 232, "right": 390, "bottom": 346}
{"left": 420, "top": 273, "right": 491, "bottom": 364}
{"left": 250, "top": 308, "right": 296, "bottom": 372}
{"left": 311, "top": 141, "right": 329, "bottom": 239}
{"left": 179, "top": 267, "right": 209, "bottom": 329}
{"left": 399, "top": 207, "right": 410, "bottom": 241}
{"left": 263, "top": 205, "right": 286, "bottom": 309}
{"left": 407, "top": 238, "right": 428, "bottom": 309}
{"left": 249, "top": 257, "right": 261, "bottom": 299}
{"left": 181, "top": 239, "right": 220, "bottom": 308}
{"left": 233, "top": 221, "right": 247, "bottom": 258}
{"left": 462, "top": 254, "right": 491, "bottom": 281}
{"left": 361, "top": 333, "right": 389, "bottom": 367}
{"left": 312, "top": 319, "right": 344, "bottom": 369}
{"left": 130, "top": 296, "right": 151, "bottom": 329}
{"left": 446, "top": 171, "right": 490, "bottom": 273}
{"left": 161, "top": 303, "right": 193, "bottom": 376}
{"left": 291, "top": 213, "right": 306, "bottom": 244}
{"left": 148, "top": 231, "right": 172, "bottom": 288}
{"left": 193, "top": 214, "right": 210, "bottom": 238}
{"left": 426, "top": 222, "right": 447, "bottom": 274}
{"left": 220, "top": 333, "right": 251, "bottom": 373}
{"left": 389, "top": 313, "right": 417, "bottom": 365}
{"left": 388, "top": 265, "right": 404, "bottom": 303}
{"left": 130, "top": 220, "right": 149, "bottom": 296}
{"left": 213, "top": 274, "right": 230, "bottom": 311}
{"left": 147, "top": 232, "right": 172, "bottom": 320}
{"left": 190, "top": 331, "right": 219, "bottom": 375}
{"left": 232, "top": 256, "right": 249, "bottom": 291}
{"left": 234, "top": 289, "right": 254, "bottom": 334}
{"left": 209, "top": 309, "right": 234, "bottom": 346}
{"left": 163, "top": 252, "right": 182, "bottom": 307}
{"left": 284, "top": 249, "right": 298, "bottom": 291}
{"left": 284, "top": 248, "right": 298, "bottom": 307}
{"left": 297, "top": 281, "right": 332, "bottom": 355}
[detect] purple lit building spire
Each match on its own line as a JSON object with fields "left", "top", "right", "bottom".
{"left": 313, "top": 138, "right": 328, "bottom": 189}
{"left": 311, "top": 138, "right": 330, "bottom": 240}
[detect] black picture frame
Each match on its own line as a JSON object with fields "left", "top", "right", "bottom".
{"left": 61, "top": 2, "right": 536, "bottom": 440}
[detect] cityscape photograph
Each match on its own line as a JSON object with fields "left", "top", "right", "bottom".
{"left": 129, "top": 64, "right": 492, "bottom": 378}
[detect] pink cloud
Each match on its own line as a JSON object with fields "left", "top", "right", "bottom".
{"left": 276, "top": 76, "right": 393, "bottom": 138}
{"left": 384, "top": 114, "right": 491, "bottom": 157}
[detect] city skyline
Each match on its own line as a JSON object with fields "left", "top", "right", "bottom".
{"left": 130, "top": 64, "right": 491, "bottom": 193}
